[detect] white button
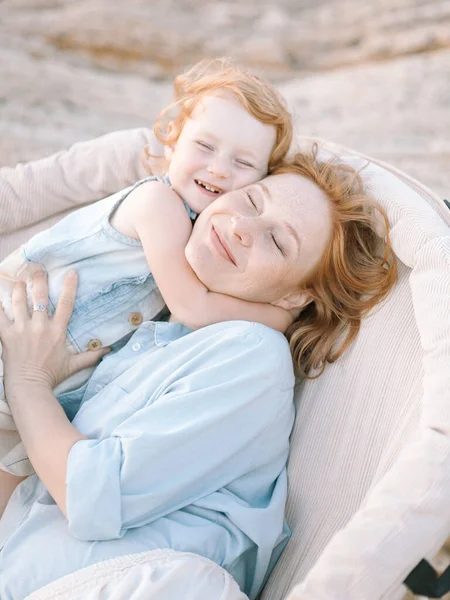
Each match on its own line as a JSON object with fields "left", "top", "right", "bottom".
{"left": 95, "top": 384, "right": 103, "bottom": 393}
{"left": 132, "top": 343, "right": 141, "bottom": 352}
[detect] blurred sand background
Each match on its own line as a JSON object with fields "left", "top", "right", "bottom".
{"left": 1, "top": 0, "right": 449, "bottom": 197}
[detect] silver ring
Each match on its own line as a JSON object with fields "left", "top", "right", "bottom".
{"left": 33, "top": 303, "right": 48, "bottom": 312}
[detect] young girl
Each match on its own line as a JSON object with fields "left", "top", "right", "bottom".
{"left": 0, "top": 58, "right": 294, "bottom": 479}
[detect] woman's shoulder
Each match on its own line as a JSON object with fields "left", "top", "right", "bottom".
{"left": 211, "top": 319, "right": 288, "bottom": 340}
{"left": 188, "top": 320, "right": 294, "bottom": 380}
{"left": 199, "top": 319, "right": 290, "bottom": 347}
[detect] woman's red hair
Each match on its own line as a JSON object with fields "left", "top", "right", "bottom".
{"left": 273, "top": 145, "right": 397, "bottom": 378}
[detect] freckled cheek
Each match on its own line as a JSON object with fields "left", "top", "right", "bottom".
{"left": 248, "top": 254, "right": 279, "bottom": 286}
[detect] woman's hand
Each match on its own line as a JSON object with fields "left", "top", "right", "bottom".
{"left": 0, "top": 270, "right": 109, "bottom": 399}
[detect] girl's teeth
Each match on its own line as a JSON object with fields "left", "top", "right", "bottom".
{"left": 197, "top": 180, "right": 220, "bottom": 193}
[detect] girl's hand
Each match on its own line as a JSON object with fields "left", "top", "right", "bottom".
{"left": 0, "top": 270, "right": 109, "bottom": 399}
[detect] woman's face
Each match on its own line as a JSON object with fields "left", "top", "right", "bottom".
{"left": 185, "top": 172, "right": 333, "bottom": 307}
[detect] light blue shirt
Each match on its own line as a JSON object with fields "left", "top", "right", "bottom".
{"left": 0, "top": 320, "right": 295, "bottom": 599}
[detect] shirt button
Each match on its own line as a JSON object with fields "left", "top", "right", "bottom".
{"left": 95, "top": 384, "right": 103, "bottom": 393}
{"left": 88, "top": 339, "right": 102, "bottom": 351}
{"left": 132, "top": 343, "right": 141, "bottom": 352}
{"left": 129, "top": 312, "right": 143, "bottom": 326}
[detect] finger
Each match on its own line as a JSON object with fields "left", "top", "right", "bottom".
{"left": 12, "top": 280, "right": 29, "bottom": 325}
{"left": 53, "top": 270, "right": 78, "bottom": 329}
{"left": 69, "top": 347, "right": 111, "bottom": 376}
{"left": 31, "top": 270, "right": 50, "bottom": 320}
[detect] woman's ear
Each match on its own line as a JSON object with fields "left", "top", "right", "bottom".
{"left": 272, "top": 290, "right": 313, "bottom": 311}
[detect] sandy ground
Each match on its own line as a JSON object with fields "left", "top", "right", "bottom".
{"left": 1, "top": 0, "right": 449, "bottom": 197}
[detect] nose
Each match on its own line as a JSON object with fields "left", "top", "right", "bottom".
{"left": 207, "top": 155, "right": 230, "bottom": 179}
{"left": 231, "top": 215, "right": 256, "bottom": 247}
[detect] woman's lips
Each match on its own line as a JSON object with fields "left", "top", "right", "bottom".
{"left": 210, "top": 226, "right": 236, "bottom": 265}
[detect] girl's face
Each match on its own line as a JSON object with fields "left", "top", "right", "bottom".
{"left": 166, "top": 92, "right": 277, "bottom": 214}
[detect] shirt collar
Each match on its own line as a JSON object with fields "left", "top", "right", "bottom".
{"left": 154, "top": 321, "right": 193, "bottom": 346}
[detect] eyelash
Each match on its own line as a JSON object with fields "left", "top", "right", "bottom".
{"left": 196, "top": 143, "right": 253, "bottom": 167}
{"left": 246, "top": 193, "right": 284, "bottom": 255}
{"left": 197, "top": 141, "right": 213, "bottom": 150}
{"left": 271, "top": 234, "right": 284, "bottom": 255}
{"left": 246, "top": 191, "right": 257, "bottom": 209}
{"left": 236, "top": 160, "right": 254, "bottom": 168}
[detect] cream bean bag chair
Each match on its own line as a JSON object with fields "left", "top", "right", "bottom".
{"left": 1, "top": 129, "right": 449, "bottom": 600}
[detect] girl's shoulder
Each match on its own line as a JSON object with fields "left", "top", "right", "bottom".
{"left": 125, "top": 174, "right": 171, "bottom": 194}
{"left": 118, "top": 174, "right": 197, "bottom": 223}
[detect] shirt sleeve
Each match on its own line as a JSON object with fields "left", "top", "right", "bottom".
{"left": 287, "top": 237, "right": 450, "bottom": 600}
{"left": 65, "top": 324, "right": 295, "bottom": 541}
{"left": 0, "top": 128, "right": 150, "bottom": 258}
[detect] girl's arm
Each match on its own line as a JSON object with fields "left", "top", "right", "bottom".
{"left": 112, "top": 182, "right": 293, "bottom": 333}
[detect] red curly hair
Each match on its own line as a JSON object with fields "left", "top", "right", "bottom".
{"left": 143, "top": 57, "right": 293, "bottom": 173}
{"left": 273, "top": 145, "right": 397, "bottom": 378}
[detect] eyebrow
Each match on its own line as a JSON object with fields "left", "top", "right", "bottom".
{"left": 257, "top": 182, "right": 302, "bottom": 256}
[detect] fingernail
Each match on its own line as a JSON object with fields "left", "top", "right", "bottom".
{"left": 67, "top": 270, "right": 77, "bottom": 278}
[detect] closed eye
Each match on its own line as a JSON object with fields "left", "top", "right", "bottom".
{"left": 196, "top": 141, "right": 214, "bottom": 151}
{"left": 236, "top": 159, "right": 255, "bottom": 168}
{"left": 246, "top": 191, "right": 257, "bottom": 209}
{"left": 271, "top": 234, "right": 285, "bottom": 256}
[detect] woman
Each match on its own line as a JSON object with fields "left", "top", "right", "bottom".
{"left": 0, "top": 145, "right": 396, "bottom": 599}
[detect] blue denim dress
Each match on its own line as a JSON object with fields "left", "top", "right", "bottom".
{"left": 22, "top": 175, "right": 196, "bottom": 353}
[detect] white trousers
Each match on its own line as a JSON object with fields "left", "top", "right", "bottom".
{"left": 24, "top": 550, "right": 249, "bottom": 600}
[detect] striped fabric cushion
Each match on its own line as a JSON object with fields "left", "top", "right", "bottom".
{"left": 262, "top": 139, "right": 450, "bottom": 600}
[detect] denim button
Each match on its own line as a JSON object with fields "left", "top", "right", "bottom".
{"left": 95, "top": 384, "right": 103, "bottom": 393}
{"left": 132, "top": 343, "right": 141, "bottom": 352}
{"left": 88, "top": 339, "right": 102, "bottom": 351}
{"left": 129, "top": 312, "right": 143, "bottom": 326}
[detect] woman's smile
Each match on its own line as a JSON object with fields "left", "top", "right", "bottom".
{"left": 210, "top": 225, "right": 237, "bottom": 265}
